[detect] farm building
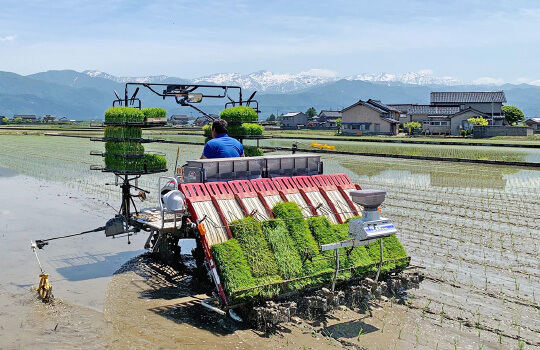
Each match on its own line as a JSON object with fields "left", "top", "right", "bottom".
{"left": 169, "top": 114, "right": 189, "bottom": 125}
{"left": 13, "top": 114, "right": 37, "bottom": 122}
{"left": 525, "top": 118, "right": 540, "bottom": 130}
{"left": 341, "top": 99, "right": 400, "bottom": 136}
{"left": 280, "top": 112, "right": 308, "bottom": 129}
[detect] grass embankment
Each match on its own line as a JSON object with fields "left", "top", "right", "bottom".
{"left": 210, "top": 202, "right": 409, "bottom": 302}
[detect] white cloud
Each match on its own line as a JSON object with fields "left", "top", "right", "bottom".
{"left": 417, "top": 69, "right": 433, "bottom": 75}
{"left": 0, "top": 35, "right": 16, "bottom": 42}
{"left": 529, "top": 80, "right": 540, "bottom": 86}
{"left": 515, "top": 77, "right": 530, "bottom": 84}
{"left": 298, "top": 68, "right": 338, "bottom": 78}
{"left": 473, "top": 77, "right": 504, "bottom": 85}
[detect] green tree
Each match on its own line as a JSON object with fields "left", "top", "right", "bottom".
{"left": 1, "top": 117, "right": 8, "bottom": 124}
{"left": 13, "top": 117, "right": 23, "bottom": 124}
{"left": 467, "top": 117, "right": 488, "bottom": 126}
{"left": 336, "top": 118, "right": 342, "bottom": 134}
{"left": 502, "top": 105, "right": 525, "bottom": 125}
{"left": 404, "top": 121, "right": 421, "bottom": 135}
{"left": 266, "top": 113, "right": 276, "bottom": 122}
{"left": 305, "top": 107, "right": 317, "bottom": 119}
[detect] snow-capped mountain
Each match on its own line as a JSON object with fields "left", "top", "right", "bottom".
{"left": 346, "top": 72, "right": 465, "bottom": 86}
{"left": 84, "top": 70, "right": 469, "bottom": 93}
{"left": 84, "top": 70, "right": 174, "bottom": 84}
{"left": 193, "top": 70, "right": 337, "bottom": 93}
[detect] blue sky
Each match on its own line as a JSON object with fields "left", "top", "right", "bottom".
{"left": 1, "top": 0, "right": 539, "bottom": 84}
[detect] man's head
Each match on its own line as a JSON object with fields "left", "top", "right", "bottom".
{"left": 211, "top": 119, "right": 228, "bottom": 138}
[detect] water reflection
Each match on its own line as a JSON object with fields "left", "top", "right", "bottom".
{"left": 323, "top": 154, "right": 539, "bottom": 191}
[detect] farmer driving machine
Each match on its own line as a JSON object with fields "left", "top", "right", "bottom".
{"left": 33, "top": 83, "right": 410, "bottom": 319}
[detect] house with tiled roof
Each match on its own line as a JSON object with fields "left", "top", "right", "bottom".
{"left": 312, "top": 110, "right": 341, "bottom": 129}
{"left": 390, "top": 104, "right": 460, "bottom": 131}
{"left": 341, "top": 99, "right": 400, "bottom": 135}
{"left": 390, "top": 91, "right": 508, "bottom": 135}
{"left": 169, "top": 114, "right": 189, "bottom": 125}
{"left": 430, "top": 91, "right": 506, "bottom": 125}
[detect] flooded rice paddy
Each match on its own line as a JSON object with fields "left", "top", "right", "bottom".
{"left": 0, "top": 134, "right": 539, "bottom": 349}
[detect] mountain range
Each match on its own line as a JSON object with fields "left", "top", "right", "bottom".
{"left": 0, "top": 70, "right": 539, "bottom": 119}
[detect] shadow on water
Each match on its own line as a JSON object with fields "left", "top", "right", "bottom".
{"left": 115, "top": 253, "right": 242, "bottom": 336}
{"left": 147, "top": 299, "right": 242, "bottom": 336}
{"left": 51, "top": 250, "right": 145, "bottom": 281}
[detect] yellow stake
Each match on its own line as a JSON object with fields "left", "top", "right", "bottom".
{"left": 37, "top": 273, "right": 52, "bottom": 301}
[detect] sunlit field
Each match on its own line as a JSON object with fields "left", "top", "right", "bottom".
{"left": 1, "top": 134, "right": 539, "bottom": 348}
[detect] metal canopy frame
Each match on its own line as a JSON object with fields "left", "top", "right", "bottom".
{"left": 112, "top": 83, "right": 259, "bottom": 122}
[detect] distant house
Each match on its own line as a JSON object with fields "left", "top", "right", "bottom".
{"left": 169, "top": 114, "right": 189, "bottom": 125}
{"left": 391, "top": 105, "right": 492, "bottom": 135}
{"left": 13, "top": 114, "right": 37, "bottom": 123}
{"left": 193, "top": 116, "right": 209, "bottom": 127}
{"left": 430, "top": 91, "right": 506, "bottom": 126}
{"left": 317, "top": 110, "right": 342, "bottom": 129}
{"left": 525, "top": 118, "right": 540, "bottom": 130}
{"left": 390, "top": 104, "right": 460, "bottom": 134}
{"left": 389, "top": 104, "right": 459, "bottom": 126}
{"left": 281, "top": 112, "right": 308, "bottom": 129}
{"left": 341, "top": 99, "right": 400, "bottom": 135}
{"left": 42, "top": 115, "right": 57, "bottom": 123}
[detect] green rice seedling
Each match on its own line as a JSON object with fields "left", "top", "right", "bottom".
{"left": 104, "top": 154, "right": 142, "bottom": 171}
{"left": 103, "top": 153, "right": 166, "bottom": 171}
{"left": 211, "top": 238, "right": 256, "bottom": 297}
{"left": 381, "top": 235, "right": 408, "bottom": 269}
{"left": 104, "top": 107, "right": 145, "bottom": 123}
{"left": 243, "top": 146, "right": 264, "bottom": 157}
{"left": 229, "top": 217, "right": 279, "bottom": 278}
{"left": 142, "top": 107, "right": 167, "bottom": 121}
{"left": 202, "top": 124, "right": 212, "bottom": 137}
{"left": 144, "top": 154, "right": 167, "bottom": 170}
{"left": 307, "top": 216, "right": 353, "bottom": 278}
{"left": 105, "top": 141, "right": 144, "bottom": 155}
{"left": 220, "top": 106, "right": 258, "bottom": 122}
{"left": 104, "top": 126, "right": 142, "bottom": 139}
{"left": 272, "top": 202, "right": 320, "bottom": 258}
{"left": 253, "top": 274, "right": 283, "bottom": 298}
{"left": 261, "top": 220, "right": 303, "bottom": 280}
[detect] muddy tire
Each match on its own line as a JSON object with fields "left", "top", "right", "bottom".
{"left": 151, "top": 233, "right": 181, "bottom": 267}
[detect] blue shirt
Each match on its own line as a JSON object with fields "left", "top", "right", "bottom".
{"left": 202, "top": 133, "right": 244, "bottom": 158}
